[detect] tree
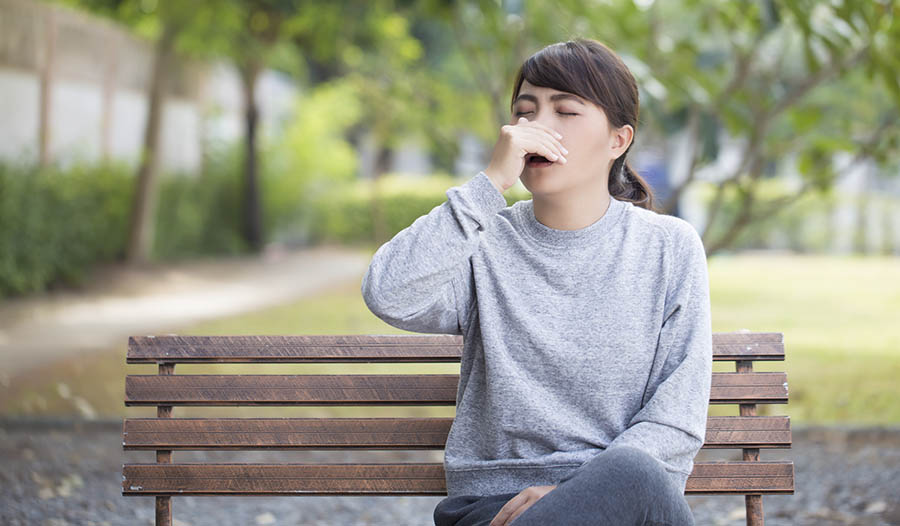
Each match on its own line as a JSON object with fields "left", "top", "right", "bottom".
{"left": 218, "top": 0, "right": 305, "bottom": 252}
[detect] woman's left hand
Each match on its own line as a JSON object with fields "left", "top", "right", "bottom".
{"left": 489, "top": 484, "right": 557, "bottom": 526}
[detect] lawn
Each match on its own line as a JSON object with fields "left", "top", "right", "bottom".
{"left": 2, "top": 252, "right": 898, "bottom": 425}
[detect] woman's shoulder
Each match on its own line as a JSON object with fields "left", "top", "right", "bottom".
{"left": 622, "top": 200, "right": 702, "bottom": 247}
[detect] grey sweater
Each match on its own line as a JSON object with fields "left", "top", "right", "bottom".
{"left": 360, "top": 170, "right": 712, "bottom": 497}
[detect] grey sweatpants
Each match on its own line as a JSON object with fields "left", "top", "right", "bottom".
{"left": 433, "top": 446, "right": 695, "bottom": 526}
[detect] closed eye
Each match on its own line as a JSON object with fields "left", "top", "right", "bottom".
{"left": 514, "top": 111, "right": 578, "bottom": 116}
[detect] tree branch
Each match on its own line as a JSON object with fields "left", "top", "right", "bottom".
{"left": 705, "top": 107, "right": 897, "bottom": 254}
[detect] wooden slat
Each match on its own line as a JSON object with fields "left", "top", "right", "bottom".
{"left": 121, "top": 461, "right": 794, "bottom": 496}
{"left": 122, "top": 463, "right": 446, "bottom": 496}
{"left": 710, "top": 372, "right": 789, "bottom": 404}
{"left": 122, "top": 416, "right": 791, "bottom": 450}
{"left": 126, "top": 332, "right": 784, "bottom": 363}
{"left": 712, "top": 331, "right": 784, "bottom": 361}
{"left": 124, "top": 372, "right": 788, "bottom": 406}
{"left": 123, "top": 417, "right": 453, "bottom": 450}
{"left": 124, "top": 374, "right": 460, "bottom": 406}
{"left": 126, "top": 334, "right": 464, "bottom": 364}
{"left": 704, "top": 416, "right": 792, "bottom": 448}
{"left": 686, "top": 461, "right": 794, "bottom": 494}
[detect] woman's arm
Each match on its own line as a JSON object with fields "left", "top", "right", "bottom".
{"left": 360, "top": 171, "right": 507, "bottom": 334}
{"left": 605, "top": 219, "right": 713, "bottom": 488}
{"left": 557, "top": 220, "right": 713, "bottom": 492}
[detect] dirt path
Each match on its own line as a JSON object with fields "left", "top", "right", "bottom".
{"left": 0, "top": 244, "right": 372, "bottom": 380}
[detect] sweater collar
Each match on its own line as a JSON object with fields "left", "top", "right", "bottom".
{"left": 516, "top": 194, "right": 627, "bottom": 249}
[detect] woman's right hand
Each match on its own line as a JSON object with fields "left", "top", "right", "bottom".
{"left": 483, "top": 117, "right": 568, "bottom": 193}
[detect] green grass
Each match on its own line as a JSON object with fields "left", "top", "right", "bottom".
{"left": 706, "top": 252, "right": 900, "bottom": 424}
{"left": 1, "top": 252, "right": 898, "bottom": 425}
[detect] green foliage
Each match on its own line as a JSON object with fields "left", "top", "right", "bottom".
{"left": 152, "top": 147, "right": 248, "bottom": 260}
{"left": 262, "top": 78, "right": 364, "bottom": 244}
{"left": 302, "top": 173, "right": 530, "bottom": 245}
{"left": 0, "top": 161, "right": 132, "bottom": 297}
{"left": 1, "top": 145, "right": 529, "bottom": 297}
{"left": 0, "top": 154, "right": 251, "bottom": 298}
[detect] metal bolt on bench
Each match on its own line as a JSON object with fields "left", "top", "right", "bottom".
{"left": 122, "top": 331, "right": 794, "bottom": 526}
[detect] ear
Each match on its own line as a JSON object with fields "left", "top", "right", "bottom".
{"left": 609, "top": 124, "right": 634, "bottom": 160}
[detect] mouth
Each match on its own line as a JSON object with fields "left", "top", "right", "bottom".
{"left": 525, "top": 153, "right": 555, "bottom": 168}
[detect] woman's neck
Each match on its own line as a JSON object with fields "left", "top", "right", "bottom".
{"left": 532, "top": 189, "right": 612, "bottom": 231}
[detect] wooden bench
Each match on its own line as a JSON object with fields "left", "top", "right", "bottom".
{"left": 122, "top": 331, "right": 794, "bottom": 526}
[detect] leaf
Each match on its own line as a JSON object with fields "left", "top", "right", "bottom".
{"left": 803, "top": 37, "right": 822, "bottom": 74}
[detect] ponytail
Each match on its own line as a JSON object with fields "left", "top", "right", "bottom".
{"left": 608, "top": 152, "right": 657, "bottom": 212}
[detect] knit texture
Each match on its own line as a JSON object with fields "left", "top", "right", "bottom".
{"left": 361, "top": 170, "right": 713, "bottom": 497}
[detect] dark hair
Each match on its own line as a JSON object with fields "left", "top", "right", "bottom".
{"left": 509, "top": 38, "right": 657, "bottom": 211}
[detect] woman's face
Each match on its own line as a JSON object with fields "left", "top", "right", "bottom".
{"left": 510, "top": 80, "right": 633, "bottom": 196}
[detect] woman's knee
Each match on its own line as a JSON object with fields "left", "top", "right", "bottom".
{"left": 602, "top": 445, "right": 658, "bottom": 469}
{"left": 578, "top": 446, "right": 672, "bottom": 494}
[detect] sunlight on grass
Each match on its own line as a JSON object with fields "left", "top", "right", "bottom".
{"left": 705, "top": 252, "right": 900, "bottom": 424}
{"left": 2, "top": 252, "right": 898, "bottom": 425}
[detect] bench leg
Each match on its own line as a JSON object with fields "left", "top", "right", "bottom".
{"left": 156, "top": 496, "right": 172, "bottom": 526}
{"left": 155, "top": 363, "right": 175, "bottom": 526}
{"left": 745, "top": 494, "right": 763, "bottom": 526}
{"left": 737, "top": 361, "right": 766, "bottom": 526}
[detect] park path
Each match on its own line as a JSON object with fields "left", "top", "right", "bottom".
{"left": 0, "top": 244, "right": 372, "bottom": 381}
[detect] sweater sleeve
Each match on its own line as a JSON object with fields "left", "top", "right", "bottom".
{"left": 360, "top": 171, "right": 508, "bottom": 334}
{"left": 559, "top": 220, "right": 713, "bottom": 492}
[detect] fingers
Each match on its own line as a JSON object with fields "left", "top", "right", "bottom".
{"left": 490, "top": 495, "right": 526, "bottom": 526}
{"left": 519, "top": 135, "right": 567, "bottom": 164}
{"left": 507, "top": 505, "right": 530, "bottom": 525}
{"left": 491, "top": 497, "right": 536, "bottom": 526}
{"left": 516, "top": 117, "right": 564, "bottom": 145}
{"left": 517, "top": 117, "right": 563, "bottom": 140}
{"left": 516, "top": 127, "right": 568, "bottom": 163}
{"left": 514, "top": 118, "right": 568, "bottom": 161}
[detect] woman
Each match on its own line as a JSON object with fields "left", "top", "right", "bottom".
{"left": 361, "top": 38, "right": 711, "bottom": 526}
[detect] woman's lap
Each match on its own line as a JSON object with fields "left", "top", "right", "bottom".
{"left": 433, "top": 446, "right": 695, "bottom": 526}
{"left": 433, "top": 491, "right": 522, "bottom": 526}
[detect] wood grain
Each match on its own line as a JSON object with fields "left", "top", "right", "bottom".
{"left": 122, "top": 415, "right": 791, "bottom": 450}
{"left": 124, "top": 372, "right": 788, "bottom": 406}
{"left": 121, "top": 461, "right": 794, "bottom": 496}
{"left": 127, "top": 332, "right": 784, "bottom": 363}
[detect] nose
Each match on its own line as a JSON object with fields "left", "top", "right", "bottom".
{"left": 530, "top": 108, "right": 560, "bottom": 131}
{"left": 531, "top": 108, "right": 551, "bottom": 125}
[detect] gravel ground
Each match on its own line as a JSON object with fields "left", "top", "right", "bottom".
{"left": 1, "top": 420, "right": 898, "bottom": 526}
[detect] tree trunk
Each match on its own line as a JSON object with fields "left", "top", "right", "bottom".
{"left": 126, "top": 23, "right": 176, "bottom": 265}
{"left": 240, "top": 60, "right": 264, "bottom": 252}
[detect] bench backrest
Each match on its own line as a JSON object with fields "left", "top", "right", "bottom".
{"left": 122, "top": 331, "right": 793, "bottom": 526}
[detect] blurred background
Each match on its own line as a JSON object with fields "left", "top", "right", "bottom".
{"left": 0, "top": 0, "right": 898, "bottom": 524}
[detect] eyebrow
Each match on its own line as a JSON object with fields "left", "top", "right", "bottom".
{"left": 514, "top": 93, "right": 585, "bottom": 106}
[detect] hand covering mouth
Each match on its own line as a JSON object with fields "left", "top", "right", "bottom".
{"left": 526, "top": 153, "right": 553, "bottom": 163}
